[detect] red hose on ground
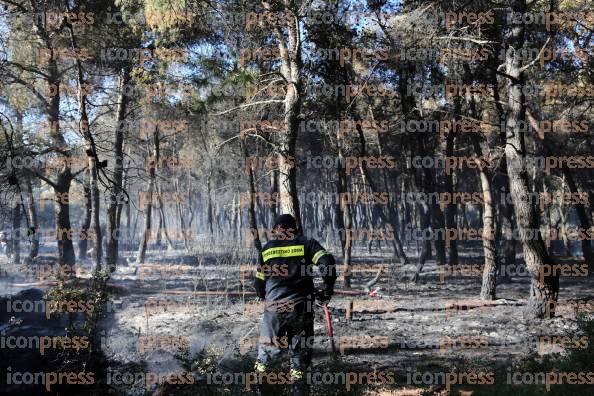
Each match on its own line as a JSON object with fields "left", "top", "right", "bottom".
{"left": 322, "top": 303, "right": 336, "bottom": 354}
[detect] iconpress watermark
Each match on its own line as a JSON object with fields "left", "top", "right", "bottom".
{"left": 206, "top": 369, "right": 395, "bottom": 391}
{"left": 506, "top": 368, "right": 594, "bottom": 391}
{"left": 5, "top": 368, "right": 94, "bottom": 391}
{"left": 406, "top": 368, "right": 494, "bottom": 391}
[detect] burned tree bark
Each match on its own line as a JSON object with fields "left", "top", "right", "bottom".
{"left": 444, "top": 97, "right": 460, "bottom": 266}
{"left": 265, "top": 1, "right": 302, "bottom": 230}
{"left": 476, "top": 157, "right": 497, "bottom": 300}
{"left": 355, "top": 123, "right": 407, "bottom": 264}
{"left": 79, "top": 171, "right": 92, "bottom": 260}
{"left": 463, "top": 64, "right": 498, "bottom": 300}
{"left": 241, "top": 136, "right": 262, "bottom": 251}
{"left": 562, "top": 168, "right": 594, "bottom": 271}
{"left": 68, "top": 24, "right": 102, "bottom": 270}
{"left": 137, "top": 127, "right": 159, "bottom": 264}
{"left": 504, "top": 0, "right": 558, "bottom": 318}
{"left": 14, "top": 111, "right": 39, "bottom": 264}
{"left": 11, "top": 198, "right": 21, "bottom": 265}
{"left": 495, "top": 155, "right": 517, "bottom": 285}
{"left": 336, "top": 137, "right": 353, "bottom": 288}
{"left": 48, "top": 74, "right": 76, "bottom": 266}
{"left": 106, "top": 67, "right": 131, "bottom": 271}
{"left": 55, "top": 167, "right": 76, "bottom": 266}
{"left": 23, "top": 178, "right": 39, "bottom": 262}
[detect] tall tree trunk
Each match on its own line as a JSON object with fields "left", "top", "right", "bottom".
{"left": 123, "top": 148, "right": 132, "bottom": 232}
{"left": 79, "top": 171, "right": 92, "bottom": 260}
{"left": 504, "top": 0, "right": 558, "bottom": 318}
{"left": 137, "top": 127, "right": 159, "bottom": 264}
{"left": 430, "top": 170, "right": 447, "bottom": 265}
{"left": 266, "top": 1, "right": 302, "bottom": 230}
{"left": 241, "top": 137, "right": 262, "bottom": 251}
{"left": 335, "top": 171, "right": 347, "bottom": 259}
{"left": 464, "top": 64, "right": 498, "bottom": 300}
{"left": 47, "top": 61, "right": 75, "bottom": 266}
{"left": 337, "top": 142, "right": 353, "bottom": 288}
{"left": 277, "top": 83, "right": 302, "bottom": 229}
{"left": 206, "top": 174, "right": 214, "bottom": 234}
{"left": 500, "top": 164, "right": 516, "bottom": 283}
{"left": 487, "top": 36, "right": 514, "bottom": 283}
{"left": 174, "top": 176, "right": 189, "bottom": 252}
{"left": 23, "top": 178, "right": 39, "bottom": 262}
{"left": 398, "top": 65, "right": 432, "bottom": 276}
{"left": 12, "top": 111, "right": 39, "bottom": 264}
{"left": 269, "top": 170, "right": 278, "bottom": 222}
{"left": 355, "top": 123, "right": 408, "bottom": 263}
{"left": 411, "top": 168, "right": 432, "bottom": 283}
{"left": 155, "top": 212, "right": 163, "bottom": 248}
{"left": 561, "top": 168, "right": 594, "bottom": 269}
{"left": 69, "top": 25, "right": 101, "bottom": 270}
{"left": 444, "top": 97, "right": 460, "bottom": 266}
{"left": 156, "top": 182, "right": 174, "bottom": 250}
{"left": 11, "top": 199, "right": 21, "bottom": 265}
{"left": 106, "top": 67, "right": 131, "bottom": 271}
{"left": 55, "top": 168, "right": 76, "bottom": 266}
{"left": 476, "top": 155, "right": 497, "bottom": 300}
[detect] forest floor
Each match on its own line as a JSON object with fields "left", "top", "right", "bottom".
{"left": 1, "top": 244, "right": 593, "bottom": 395}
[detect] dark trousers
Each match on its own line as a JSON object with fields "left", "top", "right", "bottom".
{"left": 255, "top": 300, "right": 314, "bottom": 394}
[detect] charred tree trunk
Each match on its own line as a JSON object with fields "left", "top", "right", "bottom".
{"left": 337, "top": 143, "right": 353, "bottom": 288}
{"left": 476, "top": 156, "right": 498, "bottom": 300}
{"left": 55, "top": 168, "right": 76, "bottom": 266}
{"left": 356, "top": 123, "right": 408, "bottom": 263}
{"left": 23, "top": 178, "right": 39, "bottom": 262}
{"left": 270, "top": 170, "right": 278, "bottom": 222}
{"left": 398, "top": 69, "right": 435, "bottom": 276}
{"left": 174, "top": 176, "right": 189, "bottom": 252}
{"left": 156, "top": 182, "right": 175, "bottom": 250}
{"left": 106, "top": 67, "right": 131, "bottom": 271}
{"left": 137, "top": 128, "right": 159, "bottom": 264}
{"left": 47, "top": 67, "right": 76, "bottom": 266}
{"left": 335, "top": 171, "right": 347, "bottom": 259}
{"left": 411, "top": 168, "right": 432, "bottom": 283}
{"left": 11, "top": 199, "right": 21, "bottom": 265}
{"left": 69, "top": 25, "right": 102, "bottom": 270}
{"left": 207, "top": 174, "right": 214, "bottom": 234}
{"left": 155, "top": 211, "right": 163, "bottom": 248}
{"left": 504, "top": 0, "right": 558, "bottom": 318}
{"left": 277, "top": 86, "right": 302, "bottom": 229}
{"left": 464, "top": 64, "right": 498, "bottom": 300}
{"left": 266, "top": 1, "right": 302, "bottom": 230}
{"left": 79, "top": 171, "right": 92, "bottom": 260}
{"left": 561, "top": 166, "right": 594, "bottom": 270}
{"left": 13, "top": 113, "right": 39, "bottom": 264}
{"left": 241, "top": 137, "right": 262, "bottom": 251}
{"left": 499, "top": 164, "right": 516, "bottom": 283}
{"left": 444, "top": 97, "right": 460, "bottom": 266}
{"left": 430, "top": 170, "right": 447, "bottom": 266}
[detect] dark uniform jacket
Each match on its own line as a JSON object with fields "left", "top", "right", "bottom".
{"left": 254, "top": 235, "right": 336, "bottom": 303}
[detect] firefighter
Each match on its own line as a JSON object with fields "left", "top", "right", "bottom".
{"left": 253, "top": 214, "right": 336, "bottom": 396}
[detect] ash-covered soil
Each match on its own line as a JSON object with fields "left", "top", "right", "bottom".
{"left": 96, "top": 248, "right": 593, "bottom": 395}
{"left": 2, "top": 245, "right": 593, "bottom": 395}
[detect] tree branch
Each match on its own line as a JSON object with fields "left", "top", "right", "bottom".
{"left": 212, "top": 99, "right": 284, "bottom": 116}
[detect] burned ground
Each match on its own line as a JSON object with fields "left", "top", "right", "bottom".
{"left": 2, "top": 243, "right": 592, "bottom": 395}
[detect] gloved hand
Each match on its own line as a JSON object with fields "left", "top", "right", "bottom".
{"left": 315, "top": 289, "right": 333, "bottom": 303}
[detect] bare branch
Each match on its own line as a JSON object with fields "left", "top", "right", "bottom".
{"left": 212, "top": 99, "right": 284, "bottom": 116}
{"left": 518, "top": 37, "right": 551, "bottom": 73}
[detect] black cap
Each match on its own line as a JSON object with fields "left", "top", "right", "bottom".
{"left": 273, "top": 214, "right": 297, "bottom": 231}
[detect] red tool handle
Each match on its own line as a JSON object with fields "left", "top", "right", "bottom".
{"left": 323, "top": 304, "right": 336, "bottom": 354}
